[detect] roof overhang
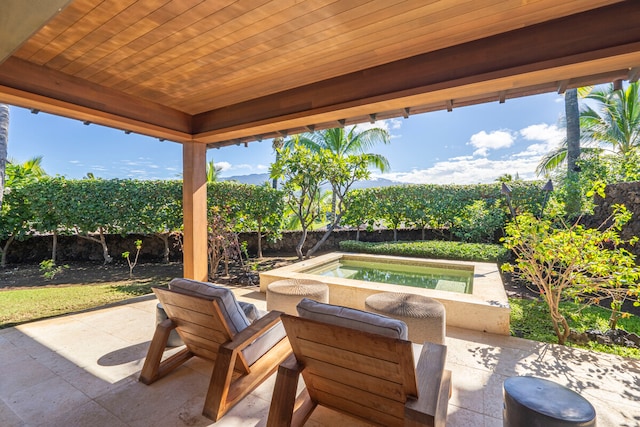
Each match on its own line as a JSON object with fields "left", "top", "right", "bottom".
{"left": 1, "top": 1, "right": 638, "bottom": 147}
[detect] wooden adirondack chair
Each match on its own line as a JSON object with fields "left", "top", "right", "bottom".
{"left": 267, "top": 304, "right": 451, "bottom": 427}
{"left": 139, "top": 282, "right": 291, "bottom": 421}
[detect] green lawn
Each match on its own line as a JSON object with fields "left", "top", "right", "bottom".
{"left": 509, "top": 297, "right": 640, "bottom": 359}
{"left": 0, "top": 280, "right": 155, "bottom": 329}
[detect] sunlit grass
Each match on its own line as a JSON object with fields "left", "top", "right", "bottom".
{"left": 509, "top": 298, "right": 640, "bottom": 359}
{"left": 0, "top": 280, "right": 155, "bottom": 329}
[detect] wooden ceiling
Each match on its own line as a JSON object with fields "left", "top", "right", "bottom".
{"left": 1, "top": 0, "right": 639, "bottom": 147}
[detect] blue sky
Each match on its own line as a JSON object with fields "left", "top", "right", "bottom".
{"left": 7, "top": 91, "right": 567, "bottom": 184}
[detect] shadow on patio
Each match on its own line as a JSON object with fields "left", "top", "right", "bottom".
{"left": 1, "top": 287, "right": 639, "bottom": 426}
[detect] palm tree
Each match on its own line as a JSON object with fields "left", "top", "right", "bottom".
{"left": 0, "top": 104, "right": 8, "bottom": 210}
{"left": 292, "top": 126, "right": 390, "bottom": 172}
{"left": 289, "top": 126, "right": 390, "bottom": 223}
{"left": 206, "top": 159, "right": 222, "bottom": 183}
{"left": 564, "top": 88, "right": 581, "bottom": 216}
{"left": 5, "top": 155, "right": 47, "bottom": 186}
{"left": 537, "top": 82, "right": 640, "bottom": 175}
{"left": 271, "top": 137, "right": 285, "bottom": 189}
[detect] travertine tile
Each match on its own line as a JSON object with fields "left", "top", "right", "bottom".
{"left": 47, "top": 400, "right": 128, "bottom": 427}
{"left": 6, "top": 376, "right": 91, "bottom": 425}
{"left": 0, "top": 356, "right": 56, "bottom": 399}
{"left": 0, "top": 398, "right": 25, "bottom": 427}
{"left": 446, "top": 404, "right": 485, "bottom": 426}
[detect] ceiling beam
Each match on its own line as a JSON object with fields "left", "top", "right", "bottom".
{"left": 0, "top": 57, "right": 192, "bottom": 141}
{"left": 192, "top": 2, "right": 640, "bottom": 144}
{"left": 0, "top": 0, "right": 72, "bottom": 64}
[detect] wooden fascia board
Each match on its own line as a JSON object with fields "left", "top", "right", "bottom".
{"left": 0, "top": 0, "right": 73, "bottom": 64}
{"left": 193, "top": 2, "right": 640, "bottom": 143}
{"left": 0, "top": 57, "right": 192, "bottom": 142}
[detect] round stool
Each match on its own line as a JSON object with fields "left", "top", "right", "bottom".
{"left": 267, "top": 279, "right": 329, "bottom": 315}
{"left": 365, "top": 292, "right": 446, "bottom": 344}
{"left": 503, "top": 376, "right": 596, "bottom": 427}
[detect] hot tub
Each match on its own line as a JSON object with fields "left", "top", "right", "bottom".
{"left": 259, "top": 252, "right": 510, "bottom": 335}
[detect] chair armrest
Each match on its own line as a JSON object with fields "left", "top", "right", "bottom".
{"left": 225, "top": 310, "right": 284, "bottom": 352}
{"left": 405, "top": 342, "right": 449, "bottom": 425}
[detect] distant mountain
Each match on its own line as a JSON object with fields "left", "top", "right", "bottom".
{"left": 221, "top": 173, "right": 272, "bottom": 186}
{"left": 221, "top": 173, "right": 402, "bottom": 189}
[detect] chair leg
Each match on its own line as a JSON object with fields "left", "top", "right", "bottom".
{"left": 139, "top": 319, "right": 192, "bottom": 384}
{"left": 203, "top": 346, "right": 237, "bottom": 420}
{"left": 267, "top": 354, "right": 316, "bottom": 427}
{"left": 267, "top": 354, "right": 302, "bottom": 427}
{"left": 290, "top": 388, "right": 316, "bottom": 427}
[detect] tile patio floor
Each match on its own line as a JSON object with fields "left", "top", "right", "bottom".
{"left": 1, "top": 287, "right": 639, "bottom": 427}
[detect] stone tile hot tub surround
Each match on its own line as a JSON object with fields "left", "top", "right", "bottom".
{"left": 259, "top": 252, "right": 510, "bottom": 335}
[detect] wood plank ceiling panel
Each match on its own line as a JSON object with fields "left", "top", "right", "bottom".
{"left": 26, "top": 0, "right": 139, "bottom": 65}
{"left": 130, "top": 0, "right": 367, "bottom": 102}
{"left": 12, "top": 0, "right": 100, "bottom": 59}
{"left": 175, "top": 0, "right": 622, "bottom": 114}
{"left": 74, "top": 1, "right": 228, "bottom": 81}
{"left": 117, "top": 0, "right": 337, "bottom": 98}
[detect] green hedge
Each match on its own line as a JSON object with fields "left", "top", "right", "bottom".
{"left": 339, "top": 240, "right": 510, "bottom": 263}
{"left": 342, "top": 182, "right": 547, "bottom": 242}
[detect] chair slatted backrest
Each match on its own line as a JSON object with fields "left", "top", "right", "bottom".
{"left": 281, "top": 314, "right": 418, "bottom": 427}
{"left": 153, "top": 287, "right": 240, "bottom": 367}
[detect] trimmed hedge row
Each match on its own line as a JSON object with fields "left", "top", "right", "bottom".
{"left": 339, "top": 240, "right": 510, "bottom": 263}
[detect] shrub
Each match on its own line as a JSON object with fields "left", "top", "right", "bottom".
{"left": 502, "top": 204, "right": 640, "bottom": 345}
{"left": 338, "top": 240, "right": 509, "bottom": 263}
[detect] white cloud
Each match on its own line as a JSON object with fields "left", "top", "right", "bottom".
{"left": 355, "top": 118, "right": 403, "bottom": 137}
{"left": 215, "top": 161, "right": 232, "bottom": 172}
{"left": 379, "top": 156, "right": 534, "bottom": 185}
{"left": 520, "top": 123, "right": 564, "bottom": 143}
{"left": 467, "top": 130, "right": 515, "bottom": 157}
{"left": 517, "top": 123, "right": 565, "bottom": 157}
{"left": 215, "top": 162, "right": 270, "bottom": 177}
{"left": 378, "top": 122, "right": 564, "bottom": 185}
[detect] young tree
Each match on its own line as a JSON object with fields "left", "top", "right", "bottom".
{"left": 502, "top": 200, "right": 640, "bottom": 345}
{"left": 270, "top": 144, "right": 327, "bottom": 259}
{"left": 305, "top": 152, "right": 370, "bottom": 257}
{"left": 290, "top": 126, "right": 390, "bottom": 223}
{"left": 0, "top": 157, "right": 47, "bottom": 266}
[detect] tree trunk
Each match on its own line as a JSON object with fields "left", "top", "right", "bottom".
{"left": 306, "top": 215, "right": 342, "bottom": 258}
{"left": 51, "top": 231, "right": 58, "bottom": 264}
{"left": 257, "top": 218, "right": 263, "bottom": 258}
{"left": 77, "top": 228, "right": 112, "bottom": 264}
{"left": 296, "top": 228, "right": 307, "bottom": 260}
{"left": 565, "top": 88, "right": 581, "bottom": 218}
{"left": 330, "top": 192, "right": 337, "bottom": 225}
{"left": 356, "top": 227, "right": 360, "bottom": 241}
{"left": 0, "top": 104, "right": 8, "bottom": 210}
{"left": 421, "top": 227, "right": 426, "bottom": 241}
{"left": 393, "top": 228, "right": 398, "bottom": 241}
{"left": 98, "top": 227, "right": 112, "bottom": 264}
{"left": 1, "top": 235, "right": 15, "bottom": 267}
